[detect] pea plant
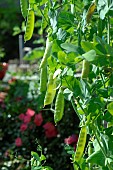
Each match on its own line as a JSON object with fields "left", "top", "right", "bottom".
{"left": 20, "top": 0, "right": 113, "bottom": 169}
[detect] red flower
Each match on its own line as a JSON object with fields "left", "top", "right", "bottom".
{"left": 19, "top": 113, "right": 25, "bottom": 121}
{"left": 23, "top": 115, "right": 31, "bottom": 123}
{"left": 64, "top": 134, "right": 78, "bottom": 145}
{"left": 26, "top": 108, "right": 35, "bottom": 117}
{"left": 43, "top": 122, "right": 58, "bottom": 138}
{"left": 20, "top": 123, "right": 28, "bottom": 131}
{"left": 15, "top": 137, "right": 22, "bottom": 147}
{"left": 34, "top": 113, "right": 43, "bottom": 126}
{"left": 8, "top": 77, "right": 16, "bottom": 84}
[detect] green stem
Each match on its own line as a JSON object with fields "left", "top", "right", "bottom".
{"left": 88, "top": 142, "right": 93, "bottom": 170}
{"left": 107, "top": 15, "right": 110, "bottom": 45}
{"left": 93, "top": 125, "right": 112, "bottom": 170}
{"left": 71, "top": 4, "right": 75, "bottom": 15}
{"left": 71, "top": 98, "right": 82, "bottom": 121}
{"left": 76, "top": 97, "right": 87, "bottom": 115}
{"left": 107, "top": 0, "right": 110, "bottom": 44}
{"left": 39, "top": 4, "right": 50, "bottom": 27}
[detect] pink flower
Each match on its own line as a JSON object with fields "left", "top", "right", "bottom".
{"left": 64, "top": 134, "right": 78, "bottom": 145}
{"left": 34, "top": 113, "right": 43, "bottom": 126}
{"left": 4, "top": 150, "right": 10, "bottom": 157}
{"left": 15, "top": 137, "right": 22, "bottom": 147}
{"left": 43, "top": 122, "right": 58, "bottom": 138}
{"left": 26, "top": 108, "right": 35, "bottom": 117}
{"left": 20, "top": 123, "right": 28, "bottom": 131}
{"left": 23, "top": 115, "right": 31, "bottom": 123}
{"left": 19, "top": 113, "right": 25, "bottom": 121}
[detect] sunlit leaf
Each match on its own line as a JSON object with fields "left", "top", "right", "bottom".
{"left": 107, "top": 102, "right": 113, "bottom": 116}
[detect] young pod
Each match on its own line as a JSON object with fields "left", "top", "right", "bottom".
{"left": 40, "top": 66, "right": 47, "bottom": 93}
{"left": 86, "top": 2, "right": 96, "bottom": 24}
{"left": 20, "top": 0, "right": 28, "bottom": 19}
{"left": 44, "top": 73, "right": 56, "bottom": 106}
{"left": 74, "top": 126, "right": 87, "bottom": 162}
{"left": 40, "top": 38, "right": 53, "bottom": 68}
{"left": 24, "top": 9, "right": 35, "bottom": 42}
{"left": 54, "top": 87, "right": 64, "bottom": 123}
{"left": 81, "top": 60, "right": 90, "bottom": 79}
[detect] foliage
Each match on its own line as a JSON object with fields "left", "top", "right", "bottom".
{"left": 1, "top": 0, "right": 113, "bottom": 169}
{"left": 19, "top": 0, "right": 113, "bottom": 169}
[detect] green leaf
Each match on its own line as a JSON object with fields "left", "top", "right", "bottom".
{"left": 47, "top": 56, "right": 58, "bottom": 72}
{"left": 58, "top": 11, "right": 74, "bottom": 29}
{"left": 61, "top": 43, "right": 84, "bottom": 55}
{"left": 97, "top": 0, "right": 109, "bottom": 20}
{"left": 52, "top": 40, "right": 62, "bottom": 53}
{"left": 31, "top": 151, "right": 40, "bottom": 161}
{"left": 107, "top": 102, "right": 113, "bottom": 116}
{"left": 24, "top": 48, "right": 44, "bottom": 61}
{"left": 41, "top": 4, "right": 48, "bottom": 31}
{"left": 48, "top": 9, "right": 58, "bottom": 33}
{"left": 42, "top": 166, "right": 53, "bottom": 170}
{"left": 40, "top": 154, "right": 46, "bottom": 161}
{"left": 63, "top": 88, "right": 73, "bottom": 101}
{"left": 86, "top": 149, "right": 105, "bottom": 166}
{"left": 81, "top": 41, "right": 94, "bottom": 52}
{"left": 56, "top": 28, "right": 69, "bottom": 42}
{"left": 82, "top": 50, "right": 96, "bottom": 62}
{"left": 57, "top": 50, "right": 66, "bottom": 64}
{"left": 62, "top": 75, "right": 81, "bottom": 97}
{"left": 105, "top": 157, "right": 113, "bottom": 166}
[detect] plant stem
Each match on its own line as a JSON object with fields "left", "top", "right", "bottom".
{"left": 71, "top": 98, "right": 82, "bottom": 121}
{"left": 107, "top": 15, "right": 110, "bottom": 45}
{"left": 93, "top": 125, "right": 112, "bottom": 170}
{"left": 107, "top": 0, "right": 110, "bottom": 45}
{"left": 88, "top": 142, "right": 93, "bottom": 170}
{"left": 39, "top": 4, "right": 49, "bottom": 26}
{"left": 71, "top": 4, "right": 75, "bottom": 15}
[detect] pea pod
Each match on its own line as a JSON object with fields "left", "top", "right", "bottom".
{"left": 86, "top": 1, "right": 96, "bottom": 24}
{"left": 40, "top": 38, "right": 53, "bottom": 68}
{"left": 20, "top": 0, "right": 28, "bottom": 19}
{"left": 81, "top": 60, "right": 90, "bottom": 79}
{"left": 74, "top": 126, "right": 87, "bottom": 162}
{"left": 40, "top": 66, "right": 47, "bottom": 93}
{"left": 44, "top": 73, "right": 56, "bottom": 106}
{"left": 24, "top": 9, "right": 35, "bottom": 42}
{"left": 54, "top": 87, "right": 64, "bottom": 123}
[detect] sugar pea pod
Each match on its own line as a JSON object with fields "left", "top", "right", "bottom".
{"left": 44, "top": 73, "right": 56, "bottom": 106}
{"left": 24, "top": 9, "right": 35, "bottom": 42}
{"left": 81, "top": 60, "right": 90, "bottom": 79}
{"left": 86, "top": 1, "right": 96, "bottom": 24}
{"left": 74, "top": 126, "right": 87, "bottom": 162}
{"left": 20, "top": 0, "right": 28, "bottom": 19}
{"left": 40, "top": 38, "right": 53, "bottom": 68}
{"left": 54, "top": 87, "right": 64, "bottom": 124}
{"left": 40, "top": 66, "right": 47, "bottom": 93}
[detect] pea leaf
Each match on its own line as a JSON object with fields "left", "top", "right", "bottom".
{"left": 63, "top": 88, "right": 73, "bottom": 101}
{"left": 62, "top": 75, "right": 81, "bottom": 97}
{"left": 56, "top": 28, "right": 69, "bottom": 42}
{"left": 58, "top": 11, "right": 74, "bottom": 29}
{"left": 97, "top": 0, "right": 109, "bottom": 20}
{"left": 86, "top": 149, "right": 105, "bottom": 167}
{"left": 82, "top": 50, "right": 96, "bottom": 62}
{"left": 107, "top": 102, "right": 113, "bottom": 116}
{"left": 61, "top": 43, "right": 84, "bottom": 55}
{"left": 31, "top": 151, "right": 40, "bottom": 161}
